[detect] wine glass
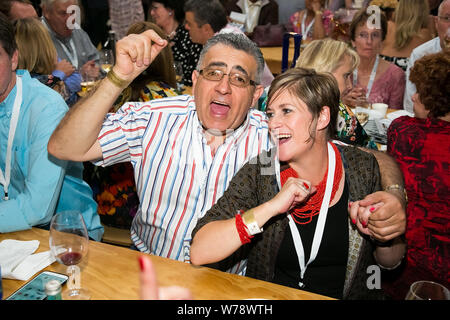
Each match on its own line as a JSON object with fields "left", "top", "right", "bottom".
{"left": 99, "top": 49, "right": 114, "bottom": 76}
{"left": 405, "top": 280, "right": 450, "bottom": 300}
{"left": 49, "top": 211, "right": 90, "bottom": 300}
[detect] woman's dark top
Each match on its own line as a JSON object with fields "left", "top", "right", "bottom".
{"left": 273, "top": 182, "right": 349, "bottom": 299}
{"left": 170, "top": 24, "right": 202, "bottom": 87}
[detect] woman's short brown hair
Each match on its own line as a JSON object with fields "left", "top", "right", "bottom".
{"left": 409, "top": 51, "right": 450, "bottom": 118}
{"left": 349, "top": 7, "right": 388, "bottom": 41}
{"left": 267, "top": 67, "right": 340, "bottom": 141}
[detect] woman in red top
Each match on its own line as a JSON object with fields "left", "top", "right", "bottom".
{"left": 385, "top": 51, "right": 450, "bottom": 299}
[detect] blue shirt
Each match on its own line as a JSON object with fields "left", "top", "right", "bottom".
{"left": 0, "top": 70, "right": 103, "bottom": 241}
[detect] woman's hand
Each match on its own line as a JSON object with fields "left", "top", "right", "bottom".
{"left": 266, "top": 177, "right": 315, "bottom": 216}
{"left": 342, "top": 86, "right": 368, "bottom": 108}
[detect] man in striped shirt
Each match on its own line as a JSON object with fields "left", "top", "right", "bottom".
{"left": 48, "top": 30, "right": 406, "bottom": 272}
{"left": 48, "top": 32, "right": 272, "bottom": 265}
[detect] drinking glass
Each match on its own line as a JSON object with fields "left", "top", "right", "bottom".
{"left": 49, "top": 211, "right": 90, "bottom": 300}
{"left": 405, "top": 281, "right": 450, "bottom": 300}
{"left": 99, "top": 49, "right": 114, "bottom": 76}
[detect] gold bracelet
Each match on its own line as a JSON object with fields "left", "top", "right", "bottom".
{"left": 385, "top": 184, "right": 408, "bottom": 203}
{"left": 106, "top": 68, "right": 129, "bottom": 89}
{"left": 242, "top": 209, "right": 263, "bottom": 235}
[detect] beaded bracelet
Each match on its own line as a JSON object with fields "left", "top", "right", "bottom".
{"left": 235, "top": 212, "right": 253, "bottom": 244}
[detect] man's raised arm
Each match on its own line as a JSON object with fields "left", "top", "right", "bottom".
{"left": 47, "top": 30, "right": 168, "bottom": 162}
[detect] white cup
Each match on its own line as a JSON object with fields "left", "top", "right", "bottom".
{"left": 371, "top": 103, "right": 388, "bottom": 117}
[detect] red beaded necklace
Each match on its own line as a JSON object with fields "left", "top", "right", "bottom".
{"left": 280, "top": 143, "right": 343, "bottom": 225}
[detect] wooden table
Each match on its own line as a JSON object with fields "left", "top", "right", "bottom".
{"left": 260, "top": 41, "right": 306, "bottom": 76}
{"left": 1, "top": 228, "right": 333, "bottom": 300}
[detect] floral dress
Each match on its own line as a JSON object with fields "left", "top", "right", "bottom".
{"left": 83, "top": 81, "right": 178, "bottom": 229}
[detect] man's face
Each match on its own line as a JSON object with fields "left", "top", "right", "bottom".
{"left": 9, "top": 2, "right": 38, "bottom": 20}
{"left": 43, "top": 0, "right": 78, "bottom": 38}
{"left": 0, "top": 46, "right": 18, "bottom": 103}
{"left": 184, "top": 11, "right": 210, "bottom": 45}
{"left": 191, "top": 44, "right": 263, "bottom": 134}
{"left": 436, "top": 0, "right": 450, "bottom": 49}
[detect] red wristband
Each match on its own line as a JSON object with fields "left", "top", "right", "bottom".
{"left": 235, "top": 211, "right": 253, "bottom": 244}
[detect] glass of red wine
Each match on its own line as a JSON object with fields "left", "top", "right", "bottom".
{"left": 49, "top": 211, "right": 90, "bottom": 300}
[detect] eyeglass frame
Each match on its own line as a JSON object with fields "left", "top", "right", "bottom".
{"left": 437, "top": 15, "right": 450, "bottom": 23}
{"left": 198, "top": 68, "right": 258, "bottom": 87}
{"left": 355, "top": 31, "right": 382, "bottom": 41}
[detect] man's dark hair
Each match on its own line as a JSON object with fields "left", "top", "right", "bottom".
{"left": 0, "top": 12, "right": 17, "bottom": 58}
{"left": 184, "top": 0, "right": 228, "bottom": 33}
{"left": 150, "top": 0, "right": 186, "bottom": 23}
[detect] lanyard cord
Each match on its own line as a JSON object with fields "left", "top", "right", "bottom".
{"left": 0, "top": 75, "right": 22, "bottom": 200}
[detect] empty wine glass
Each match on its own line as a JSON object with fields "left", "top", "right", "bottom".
{"left": 405, "top": 280, "right": 450, "bottom": 300}
{"left": 49, "top": 211, "right": 90, "bottom": 300}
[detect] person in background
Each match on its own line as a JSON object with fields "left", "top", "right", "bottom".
{"left": 14, "top": 18, "right": 69, "bottom": 103}
{"left": 403, "top": 0, "right": 449, "bottom": 114}
{"left": 41, "top": 0, "right": 100, "bottom": 105}
{"left": 289, "top": 0, "right": 333, "bottom": 42}
{"left": 275, "top": 0, "right": 305, "bottom": 25}
{"left": 0, "top": 13, "right": 103, "bottom": 241}
{"left": 221, "top": 0, "right": 279, "bottom": 35}
{"left": 343, "top": 8, "right": 405, "bottom": 109}
{"left": 149, "top": 0, "right": 202, "bottom": 87}
{"left": 385, "top": 51, "right": 449, "bottom": 300}
{"left": 184, "top": 0, "right": 274, "bottom": 88}
{"left": 190, "top": 67, "right": 406, "bottom": 299}
{"left": 380, "top": 0, "right": 433, "bottom": 71}
{"left": 108, "top": 0, "right": 145, "bottom": 41}
{"left": 83, "top": 21, "right": 178, "bottom": 232}
{"left": 0, "top": 0, "right": 38, "bottom": 21}
{"left": 296, "top": 39, "right": 376, "bottom": 149}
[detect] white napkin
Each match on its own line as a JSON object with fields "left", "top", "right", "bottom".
{"left": 0, "top": 239, "right": 56, "bottom": 281}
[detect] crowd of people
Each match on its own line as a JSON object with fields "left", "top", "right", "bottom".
{"left": 0, "top": 0, "right": 448, "bottom": 300}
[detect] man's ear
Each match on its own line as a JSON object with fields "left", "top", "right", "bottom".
{"left": 11, "top": 50, "right": 18, "bottom": 72}
{"left": 317, "top": 106, "right": 331, "bottom": 131}
{"left": 192, "top": 69, "right": 199, "bottom": 90}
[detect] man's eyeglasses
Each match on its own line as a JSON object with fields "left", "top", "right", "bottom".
{"left": 356, "top": 31, "right": 382, "bottom": 41}
{"left": 199, "top": 68, "right": 258, "bottom": 87}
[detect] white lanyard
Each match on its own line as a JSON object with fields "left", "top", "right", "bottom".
{"left": 0, "top": 75, "right": 23, "bottom": 200}
{"left": 42, "top": 18, "right": 78, "bottom": 69}
{"left": 59, "top": 38, "right": 78, "bottom": 69}
{"left": 287, "top": 142, "right": 336, "bottom": 288}
{"left": 353, "top": 54, "right": 379, "bottom": 100}
{"left": 301, "top": 12, "right": 315, "bottom": 38}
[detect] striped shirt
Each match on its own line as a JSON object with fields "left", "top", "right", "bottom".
{"left": 96, "top": 95, "right": 272, "bottom": 263}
